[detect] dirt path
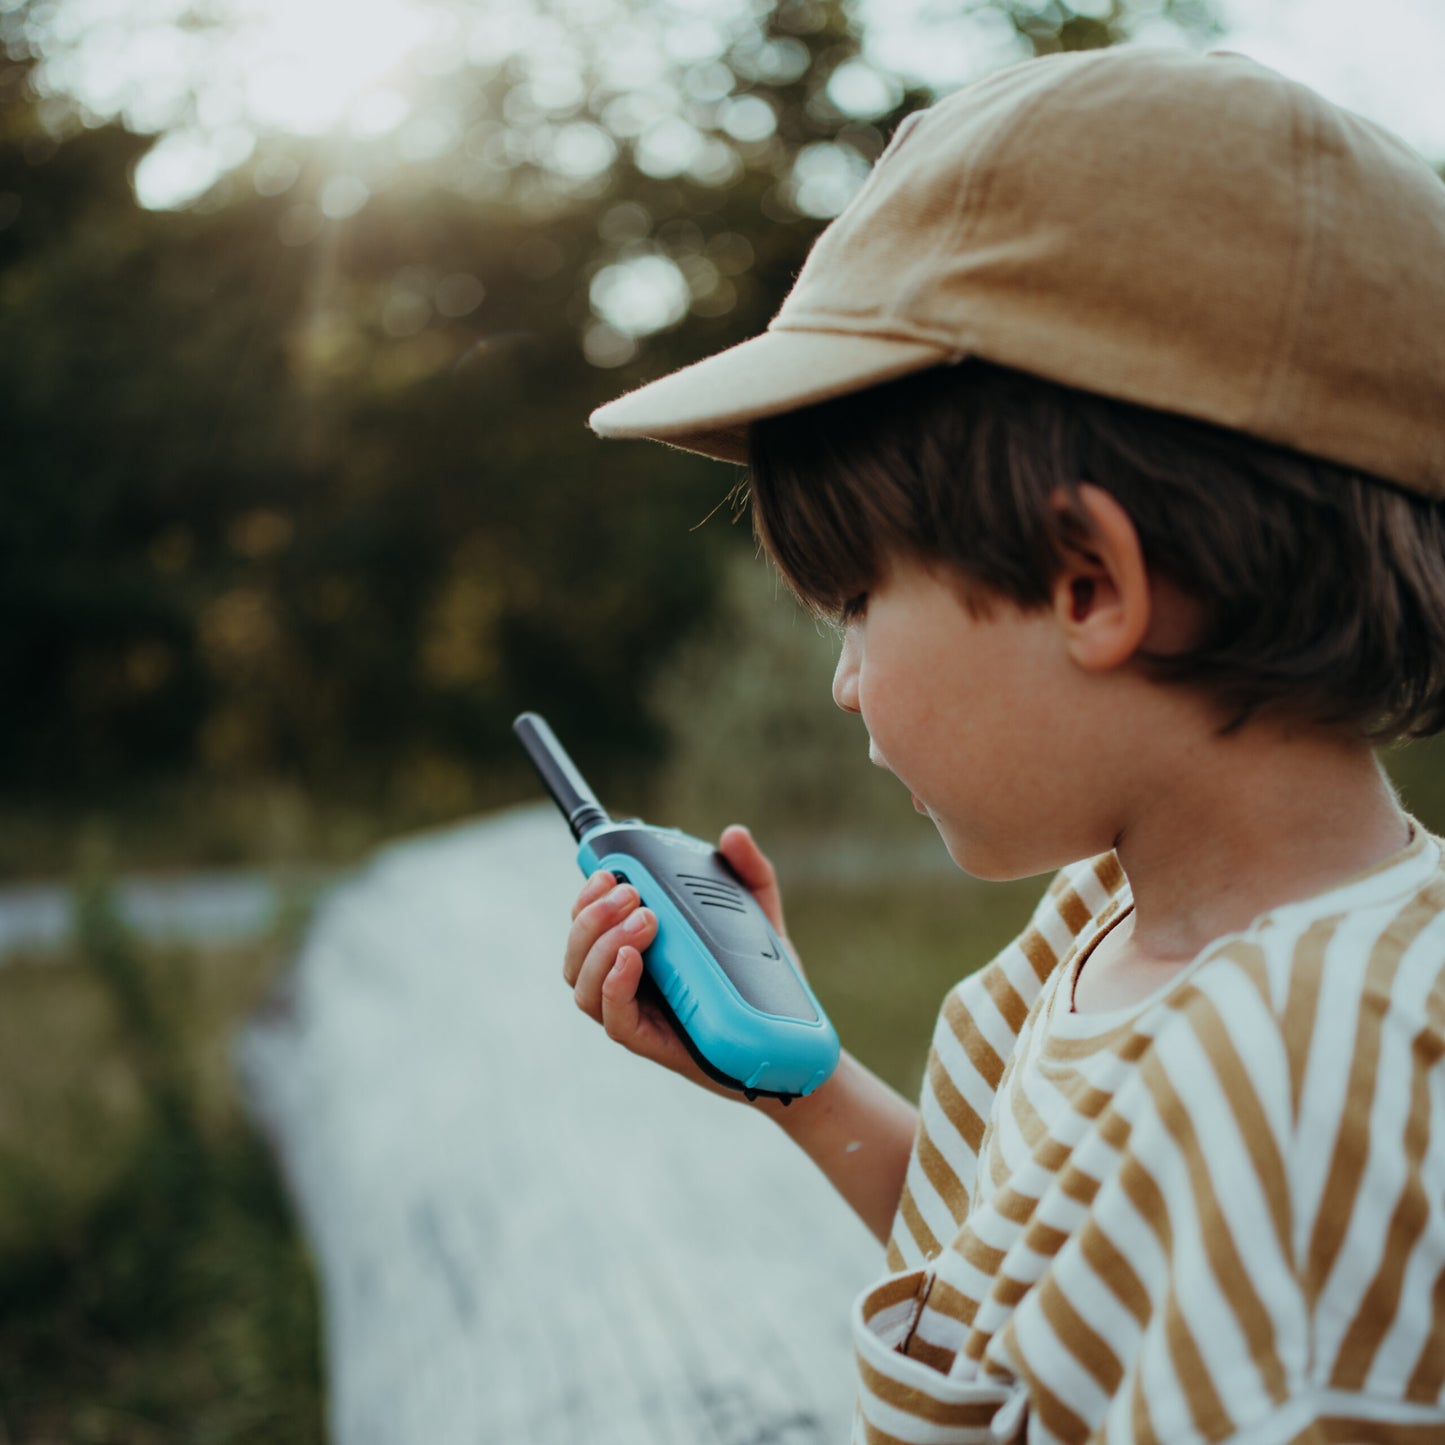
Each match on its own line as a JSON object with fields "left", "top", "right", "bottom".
{"left": 239, "top": 804, "right": 881, "bottom": 1445}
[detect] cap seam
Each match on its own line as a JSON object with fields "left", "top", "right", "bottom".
{"left": 771, "top": 311, "right": 965, "bottom": 353}
{"left": 1254, "top": 76, "right": 1321, "bottom": 436}
{"left": 895, "top": 57, "right": 1084, "bottom": 336}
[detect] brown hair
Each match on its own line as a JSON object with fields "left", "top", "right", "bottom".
{"left": 744, "top": 361, "right": 1445, "bottom": 741}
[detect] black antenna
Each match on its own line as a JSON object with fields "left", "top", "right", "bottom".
{"left": 513, "top": 713, "right": 611, "bottom": 841}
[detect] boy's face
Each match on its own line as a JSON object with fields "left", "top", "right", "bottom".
{"left": 832, "top": 553, "right": 1121, "bottom": 881}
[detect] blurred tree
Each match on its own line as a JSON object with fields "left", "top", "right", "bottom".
{"left": 0, "top": 0, "right": 1223, "bottom": 850}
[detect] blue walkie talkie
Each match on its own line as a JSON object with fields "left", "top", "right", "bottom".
{"left": 514, "top": 712, "right": 840, "bottom": 1102}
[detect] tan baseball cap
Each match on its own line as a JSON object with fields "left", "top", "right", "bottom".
{"left": 589, "top": 46, "right": 1445, "bottom": 498}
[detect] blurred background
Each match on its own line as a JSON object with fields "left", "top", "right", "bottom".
{"left": 3, "top": 0, "right": 1444, "bottom": 1436}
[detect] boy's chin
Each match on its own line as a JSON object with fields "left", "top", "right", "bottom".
{"left": 936, "top": 824, "right": 1050, "bottom": 884}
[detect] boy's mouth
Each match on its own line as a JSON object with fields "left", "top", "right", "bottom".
{"left": 869, "top": 742, "right": 930, "bottom": 815}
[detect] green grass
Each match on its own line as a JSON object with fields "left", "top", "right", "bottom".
{"left": 786, "top": 870, "right": 1044, "bottom": 1100}
{"left": 0, "top": 886, "right": 323, "bottom": 1444}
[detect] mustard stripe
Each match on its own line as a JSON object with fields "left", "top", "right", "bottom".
{"left": 1306, "top": 892, "right": 1442, "bottom": 1342}
{"left": 1036, "top": 1273, "right": 1124, "bottom": 1395}
{"left": 1283, "top": 921, "right": 1331, "bottom": 1123}
{"left": 900, "top": 1333, "right": 956, "bottom": 1375}
{"left": 1021, "top": 928, "right": 1058, "bottom": 985}
{"left": 1332, "top": 1022, "right": 1435, "bottom": 1387}
{"left": 1290, "top": 1418, "right": 1445, "bottom": 1444}
{"left": 1018, "top": 1358, "right": 1092, "bottom": 1444}
{"left": 862, "top": 1270, "right": 930, "bottom": 1318}
{"left": 1403, "top": 1254, "right": 1445, "bottom": 1397}
{"left": 1169, "top": 980, "right": 1291, "bottom": 1265}
{"left": 927, "top": 1046, "right": 988, "bottom": 1154}
{"left": 1162, "top": 1284, "right": 1232, "bottom": 1437}
{"left": 1057, "top": 886, "right": 1092, "bottom": 936}
{"left": 1093, "top": 852, "right": 1125, "bottom": 895}
{"left": 980, "top": 959, "right": 1031, "bottom": 1037}
{"left": 1303, "top": 937, "right": 1401, "bottom": 1307}
{"left": 917, "top": 1272, "right": 982, "bottom": 1336}
{"left": 1078, "top": 1216, "right": 1150, "bottom": 1327}
{"left": 854, "top": 1351, "right": 1002, "bottom": 1429}
{"left": 943, "top": 989, "right": 1006, "bottom": 1092}
{"left": 915, "top": 1123, "right": 970, "bottom": 1230}
{"left": 1141, "top": 1048, "right": 1288, "bottom": 1410}
{"left": 896, "top": 1184, "right": 942, "bottom": 1264}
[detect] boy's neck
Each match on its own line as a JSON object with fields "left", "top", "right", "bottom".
{"left": 1112, "top": 723, "right": 1411, "bottom": 966}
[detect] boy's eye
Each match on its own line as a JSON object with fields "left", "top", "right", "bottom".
{"left": 839, "top": 593, "right": 868, "bottom": 624}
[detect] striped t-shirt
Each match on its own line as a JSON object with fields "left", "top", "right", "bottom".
{"left": 851, "top": 826, "right": 1445, "bottom": 1444}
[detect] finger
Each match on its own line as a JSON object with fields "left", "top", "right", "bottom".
{"left": 574, "top": 906, "right": 656, "bottom": 1019}
{"left": 601, "top": 946, "right": 722, "bottom": 1087}
{"left": 718, "top": 824, "right": 787, "bottom": 935}
{"left": 599, "top": 945, "right": 646, "bottom": 1043}
{"left": 563, "top": 881, "right": 637, "bottom": 986}
{"left": 570, "top": 869, "right": 615, "bottom": 922}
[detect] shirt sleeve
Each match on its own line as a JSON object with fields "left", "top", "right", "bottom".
{"left": 884, "top": 855, "right": 1129, "bottom": 1273}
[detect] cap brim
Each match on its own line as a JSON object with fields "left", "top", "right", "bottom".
{"left": 588, "top": 328, "right": 952, "bottom": 463}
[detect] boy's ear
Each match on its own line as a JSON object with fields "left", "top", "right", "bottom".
{"left": 1050, "top": 484, "right": 1151, "bottom": 671}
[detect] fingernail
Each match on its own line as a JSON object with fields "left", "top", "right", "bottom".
{"left": 622, "top": 909, "right": 649, "bottom": 934}
{"left": 607, "top": 883, "right": 634, "bottom": 907}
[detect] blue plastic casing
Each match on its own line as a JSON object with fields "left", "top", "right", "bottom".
{"left": 578, "top": 819, "right": 839, "bottom": 1099}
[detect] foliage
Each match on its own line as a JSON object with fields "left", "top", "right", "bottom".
{"left": 0, "top": 0, "right": 1226, "bottom": 861}
{"left": 0, "top": 886, "right": 323, "bottom": 1441}
{"left": 648, "top": 551, "right": 920, "bottom": 839}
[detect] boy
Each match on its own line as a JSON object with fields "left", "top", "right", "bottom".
{"left": 563, "top": 46, "right": 1445, "bottom": 1442}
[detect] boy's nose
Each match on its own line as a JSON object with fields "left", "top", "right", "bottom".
{"left": 832, "top": 631, "right": 862, "bottom": 714}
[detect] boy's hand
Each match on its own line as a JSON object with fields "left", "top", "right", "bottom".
{"left": 561, "top": 825, "right": 800, "bottom": 1101}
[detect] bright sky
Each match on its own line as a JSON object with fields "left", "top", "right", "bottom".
{"left": 15, "top": 0, "right": 1445, "bottom": 210}
{"left": 861, "top": 0, "right": 1445, "bottom": 159}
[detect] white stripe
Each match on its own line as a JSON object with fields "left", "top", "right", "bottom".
{"left": 900, "top": 1147, "right": 964, "bottom": 1260}
{"left": 888, "top": 1212, "right": 926, "bottom": 1271}
{"left": 1117, "top": 1074, "right": 1277, "bottom": 1426}
{"left": 1056, "top": 1234, "right": 1144, "bottom": 1375}
{"left": 1293, "top": 910, "right": 1388, "bottom": 1261}
{"left": 1373, "top": 1068, "right": 1445, "bottom": 1398}
{"left": 853, "top": 1382, "right": 1001, "bottom": 1445}
{"left": 916, "top": 1057, "right": 984, "bottom": 1192}
{"left": 1201, "top": 1391, "right": 1445, "bottom": 1445}
{"left": 916, "top": 1071, "right": 981, "bottom": 1194}
{"left": 1157, "top": 1007, "right": 1305, "bottom": 1373}
{"left": 1128, "top": 1321, "right": 1204, "bottom": 1445}
{"left": 1068, "top": 861, "right": 1110, "bottom": 916}
{"left": 908, "top": 1299, "right": 970, "bottom": 1359}
{"left": 960, "top": 969, "right": 1028, "bottom": 1073}
{"left": 1364, "top": 923, "right": 1445, "bottom": 1393}
{"left": 998, "top": 938, "right": 1053, "bottom": 1011}
{"left": 1009, "top": 1295, "right": 1113, "bottom": 1426}
{"left": 1190, "top": 958, "right": 1293, "bottom": 1148}
{"left": 932, "top": 988, "right": 1006, "bottom": 1128}
{"left": 1314, "top": 907, "right": 1442, "bottom": 1368}
{"left": 1037, "top": 906, "right": 1084, "bottom": 974}
{"left": 863, "top": 1296, "right": 928, "bottom": 1349}
{"left": 932, "top": 1244, "right": 1002, "bottom": 1316}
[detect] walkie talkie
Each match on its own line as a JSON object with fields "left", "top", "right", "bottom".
{"left": 514, "top": 712, "right": 840, "bottom": 1101}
